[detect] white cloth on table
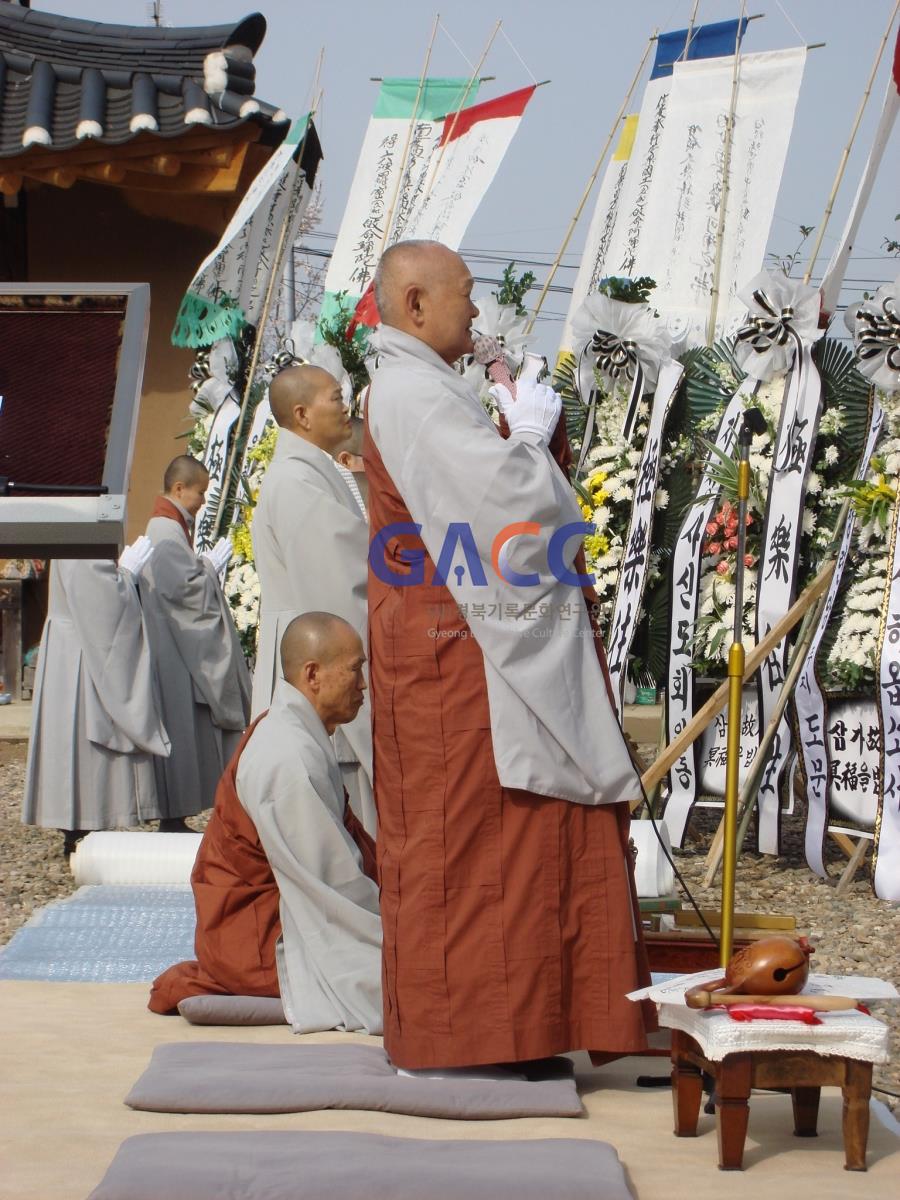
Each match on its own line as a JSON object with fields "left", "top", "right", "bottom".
{"left": 658, "top": 1002, "right": 890, "bottom": 1064}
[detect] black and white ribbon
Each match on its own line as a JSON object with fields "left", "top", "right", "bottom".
{"left": 796, "top": 403, "right": 883, "bottom": 878}
{"left": 194, "top": 397, "right": 241, "bottom": 553}
{"left": 846, "top": 275, "right": 900, "bottom": 393}
{"left": 664, "top": 383, "right": 751, "bottom": 848}
{"left": 605, "top": 359, "right": 682, "bottom": 714}
{"left": 575, "top": 333, "right": 645, "bottom": 476}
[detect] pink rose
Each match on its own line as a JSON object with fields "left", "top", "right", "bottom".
{"left": 715, "top": 560, "right": 731, "bottom": 576}
{"left": 744, "top": 553, "right": 756, "bottom": 568}
{"left": 707, "top": 541, "right": 722, "bottom": 555}
{"left": 706, "top": 521, "right": 719, "bottom": 536}
{"left": 725, "top": 536, "right": 738, "bottom": 551}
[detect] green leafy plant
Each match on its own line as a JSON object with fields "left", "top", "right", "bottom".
{"left": 766, "top": 223, "right": 814, "bottom": 276}
{"left": 317, "top": 290, "right": 371, "bottom": 400}
{"left": 596, "top": 275, "right": 657, "bottom": 304}
{"left": 493, "top": 262, "right": 536, "bottom": 317}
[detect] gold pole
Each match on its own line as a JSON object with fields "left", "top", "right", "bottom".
{"left": 524, "top": 33, "right": 656, "bottom": 336}
{"left": 705, "top": 0, "right": 747, "bottom": 346}
{"left": 802, "top": 0, "right": 900, "bottom": 285}
{"left": 720, "top": 452, "right": 751, "bottom": 966}
{"left": 381, "top": 12, "right": 441, "bottom": 247}
{"left": 418, "top": 20, "right": 501, "bottom": 207}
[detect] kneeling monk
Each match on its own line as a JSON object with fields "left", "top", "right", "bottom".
{"left": 149, "top": 613, "right": 382, "bottom": 1035}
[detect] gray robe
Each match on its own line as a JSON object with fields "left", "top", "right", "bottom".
{"left": 236, "top": 679, "right": 382, "bottom": 1035}
{"left": 22, "top": 560, "right": 170, "bottom": 830}
{"left": 141, "top": 514, "right": 251, "bottom": 818}
{"left": 368, "top": 325, "right": 640, "bottom": 808}
{"left": 251, "top": 428, "right": 375, "bottom": 833}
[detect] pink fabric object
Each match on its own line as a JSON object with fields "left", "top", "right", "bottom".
{"left": 719, "top": 1004, "right": 822, "bottom": 1025}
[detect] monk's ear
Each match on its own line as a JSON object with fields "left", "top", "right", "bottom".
{"left": 404, "top": 283, "right": 426, "bottom": 327}
{"left": 301, "top": 659, "right": 319, "bottom": 691}
{"left": 292, "top": 402, "right": 309, "bottom": 430}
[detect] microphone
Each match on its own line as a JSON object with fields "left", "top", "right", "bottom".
{"left": 472, "top": 333, "right": 517, "bottom": 399}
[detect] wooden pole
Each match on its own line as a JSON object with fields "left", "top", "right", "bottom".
{"left": 636, "top": 558, "right": 835, "bottom": 804}
{"left": 381, "top": 13, "right": 441, "bottom": 247}
{"left": 704, "top": 0, "right": 747, "bottom": 346}
{"left": 419, "top": 20, "right": 502, "bottom": 207}
{"left": 210, "top": 99, "right": 321, "bottom": 541}
{"left": 524, "top": 34, "right": 656, "bottom": 336}
{"left": 679, "top": 0, "right": 702, "bottom": 62}
{"left": 803, "top": 0, "right": 900, "bottom": 285}
{"left": 701, "top": 588, "right": 827, "bottom": 887}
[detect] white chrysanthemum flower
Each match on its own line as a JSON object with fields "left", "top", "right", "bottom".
{"left": 807, "top": 472, "right": 822, "bottom": 495}
{"left": 803, "top": 509, "right": 817, "bottom": 535}
{"left": 654, "top": 488, "right": 669, "bottom": 510}
{"left": 824, "top": 445, "right": 840, "bottom": 466}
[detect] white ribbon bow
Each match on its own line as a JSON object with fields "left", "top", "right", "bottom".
{"left": 190, "top": 338, "right": 239, "bottom": 417}
{"left": 845, "top": 274, "right": 900, "bottom": 395}
{"left": 733, "top": 269, "right": 820, "bottom": 382}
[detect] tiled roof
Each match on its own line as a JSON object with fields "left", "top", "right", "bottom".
{"left": 0, "top": 5, "right": 288, "bottom": 159}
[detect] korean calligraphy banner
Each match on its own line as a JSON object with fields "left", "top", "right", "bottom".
{"left": 194, "top": 396, "right": 241, "bottom": 552}
{"left": 606, "top": 359, "right": 682, "bottom": 712}
{"left": 665, "top": 383, "right": 750, "bottom": 846}
{"left": 797, "top": 403, "right": 883, "bottom": 878}
{"left": 319, "top": 78, "right": 479, "bottom": 330}
{"left": 876, "top": 491, "right": 900, "bottom": 900}
{"left": 172, "top": 115, "right": 323, "bottom": 348}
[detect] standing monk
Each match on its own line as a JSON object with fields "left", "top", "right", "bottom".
{"left": 252, "top": 366, "right": 375, "bottom": 834}
{"left": 365, "top": 239, "right": 652, "bottom": 1070}
{"left": 141, "top": 456, "right": 251, "bottom": 828}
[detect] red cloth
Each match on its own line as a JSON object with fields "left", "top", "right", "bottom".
{"left": 149, "top": 715, "right": 378, "bottom": 1015}
{"left": 149, "top": 495, "right": 192, "bottom": 544}
{"left": 724, "top": 1005, "right": 822, "bottom": 1025}
{"left": 364, "top": 406, "right": 653, "bottom": 1069}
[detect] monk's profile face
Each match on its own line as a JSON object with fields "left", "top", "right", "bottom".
{"left": 298, "top": 374, "right": 351, "bottom": 454}
{"left": 169, "top": 472, "right": 208, "bottom": 517}
{"left": 416, "top": 248, "right": 479, "bottom": 365}
{"left": 300, "top": 626, "right": 367, "bottom": 732}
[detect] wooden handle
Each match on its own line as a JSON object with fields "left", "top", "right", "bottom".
{"left": 685, "top": 988, "right": 857, "bottom": 1012}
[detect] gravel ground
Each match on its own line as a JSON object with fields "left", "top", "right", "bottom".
{"left": 2, "top": 740, "right": 897, "bottom": 1111}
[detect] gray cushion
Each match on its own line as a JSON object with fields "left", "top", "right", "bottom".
{"left": 177, "top": 995, "right": 287, "bottom": 1026}
{"left": 124, "top": 1042, "right": 584, "bottom": 1119}
{"left": 88, "top": 1131, "right": 633, "bottom": 1200}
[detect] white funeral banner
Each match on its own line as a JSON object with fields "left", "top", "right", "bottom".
{"left": 820, "top": 34, "right": 899, "bottom": 316}
{"left": 600, "top": 50, "right": 806, "bottom": 347}
{"left": 239, "top": 392, "right": 274, "bottom": 478}
{"left": 606, "top": 359, "right": 682, "bottom": 711}
{"left": 665, "top": 383, "right": 750, "bottom": 846}
{"left": 876, "top": 493, "right": 900, "bottom": 901}
{"left": 319, "top": 78, "right": 479, "bottom": 329}
{"left": 558, "top": 116, "right": 637, "bottom": 356}
{"left": 797, "top": 404, "right": 883, "bottom": 878}
{"left": 194, "top": 397, "right": 241, "bottom": 552}
{"left": 400, "top": 86, "right": 536, "bottom": 246}
{"left": 173, "top": 115, "right": 322, "bottom": 348}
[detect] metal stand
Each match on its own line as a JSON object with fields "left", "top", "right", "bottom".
{"left": 720, "top": 408, "right": 766, "bottom": 966}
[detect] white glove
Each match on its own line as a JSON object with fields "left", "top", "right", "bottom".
{"left": 489, "top": 379, "right": 561, "bottom": 445}
{"left": 201, "top": 537, "right": 233, "bottom": 577}
{"left": 118, "top": 536, "right": 153, "bottom": 578}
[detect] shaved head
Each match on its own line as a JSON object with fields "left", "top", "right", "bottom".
{"left": 280, "top": 611, "right": 355, "bottom": 677}
{"left": 269, "top": 364, "right": 336, "bottom": 428}
{"left": 372, "top": 240, "right": 478, "bottom": 365}
{"left": 337, "top": 416, "right": 364, "bottom": 458}
{"left": 163, "top": 455, "right": 208, "bottom": 493}
{"left": 269, "top": 364, "right": 350, "bottom": 453}
{"left": 280, "top": 612, "right": 367, "bottom": 733}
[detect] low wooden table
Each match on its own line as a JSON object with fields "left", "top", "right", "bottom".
{"left": 659, "top": 1003, "right": 889, "bottom": 1172}
{"left": 670, "top": 1027, "right": 873, "bottom": 1171}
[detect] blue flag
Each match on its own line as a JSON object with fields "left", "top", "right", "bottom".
{"left": 650, "top": 18, "right": 749, "bottom": 80}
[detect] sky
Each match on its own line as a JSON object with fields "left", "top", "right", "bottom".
{"left": 33, "top": 0, "right": 900, "bottom": 357}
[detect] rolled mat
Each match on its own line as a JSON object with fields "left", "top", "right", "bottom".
{"left": 629, "top": 819, "right": 675, "bottom": 897}
{"left": 88, "top": 1132, "right": 633, "bottom": 1200}
{"left": 124, "top": 1042, "right": 585, "bottom": 1119}
{"left": 71, "top": 832, "right": 202, "bottom": 886}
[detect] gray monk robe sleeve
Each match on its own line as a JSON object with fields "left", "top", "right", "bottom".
{"left": 145, "top": 536, "right": 250, "bottom": 730}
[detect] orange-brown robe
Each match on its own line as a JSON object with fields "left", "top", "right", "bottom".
{"left": 149, "top": 718, "right": 377, "bottom": 1015}
{"left": 365, "top": 411, "right": 653, "bottom": 1070}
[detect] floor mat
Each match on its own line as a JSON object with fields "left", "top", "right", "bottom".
{"left": 0, "top": 885, "right": 195, "bottom": 982}
{"left": 125, "top": 1042, "right": 585, "bottom": 1119}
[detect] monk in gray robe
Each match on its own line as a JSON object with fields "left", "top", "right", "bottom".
{"left": 22, "top": 543, "right": 170, "bottom": 855}
{"left": 334, "top": 416, "right": 368, "bottom": 517}
{"left": 251, "top": 367, "right": 375, "bottom": 834}
{"left": 240, "top": 611, "right": 381, "bottom": 1033}
{"left": 365, "top": 240, "right": 652, "bottom": 1072}
{"left": 141, "top": 456, "right": 251, "bottom": 829}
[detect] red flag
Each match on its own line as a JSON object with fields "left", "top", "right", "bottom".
{"left": 346, "top": 282, "right": 380, "bottom": 340}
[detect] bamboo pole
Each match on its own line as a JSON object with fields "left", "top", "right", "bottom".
{"left": 636, "top": 558, "right": 835, "bottom": 804}
{"left": 704, "top": 0, "right": 747, "bottom": 346}
{"left": 381, "top": 13, "right": 441, "bottom": 248}
{"left": 210, "top": 98, "right": 321, "bottom": 541}
{"left": 524, "top": 33, "right": 656, "bottom": 336}
{"left": 701, "top": 589, "right": 827, "bottom": 887}
{"left": 418, "top": 20, "right": 502, "bottom": 207}
{"left": 803, "top": 0, "right": 900, "bottom": 285}
{"left": 679, "top": 0, "right": 702, "bottom": 63}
